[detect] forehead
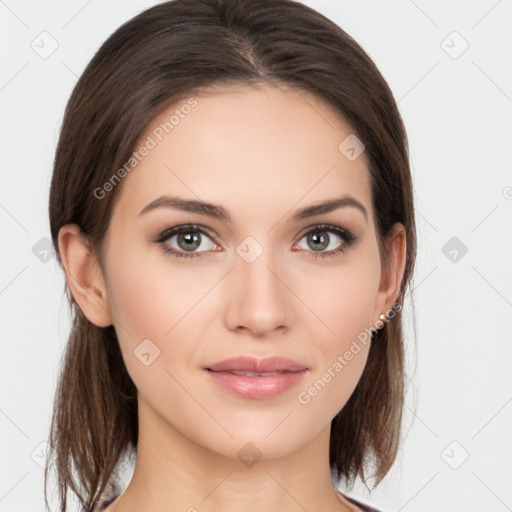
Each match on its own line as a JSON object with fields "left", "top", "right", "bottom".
{"left": 111, "top": 83, "right": 373, "bottom": 226}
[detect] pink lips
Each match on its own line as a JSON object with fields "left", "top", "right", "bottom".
{"left": 205, "top": 356, "right": 308, "bottom": 399}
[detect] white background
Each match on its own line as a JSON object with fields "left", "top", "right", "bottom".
{"left": 1, "top": 1, "right": 511, "bottom": 511}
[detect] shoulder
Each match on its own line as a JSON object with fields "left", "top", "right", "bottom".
{"left": 342, "top": 493, "right": 384, "bottom": 512}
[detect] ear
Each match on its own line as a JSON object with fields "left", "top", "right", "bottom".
{"left": 57, "top": 224, "right": 112, "bottom": 328}
{"left": 372, "top": 222, "right": 407, "bottom": 323}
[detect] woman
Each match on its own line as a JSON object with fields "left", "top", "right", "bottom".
{"left": 45, "top": 0, "right": 417, "bottom": 511}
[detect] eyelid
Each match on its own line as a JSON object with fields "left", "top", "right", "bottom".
{"left": 155, "top": 223, "right": 220, "bottom": 244}
{"left": 296, "top": 222, "right": 355, "bottom": 239}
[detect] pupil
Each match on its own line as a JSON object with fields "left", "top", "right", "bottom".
{"left": 179, "top": 232, "right": 200, "bottom": 251}
{"left": 309, "top": 232, "right": 328, "bottom": 251}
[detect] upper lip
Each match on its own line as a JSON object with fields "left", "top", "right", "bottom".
{"left": 206, "top": 356, "right": 308, "bottom": 373}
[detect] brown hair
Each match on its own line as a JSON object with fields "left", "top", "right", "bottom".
{"left": 46, "top": 0, "right": 417, "bottom": 510}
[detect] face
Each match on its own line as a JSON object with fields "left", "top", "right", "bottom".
{"left": 100, "top": 83, "right": 385, "bottom": 461}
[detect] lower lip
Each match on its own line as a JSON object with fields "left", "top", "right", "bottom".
{"left": 206, "top": 369, "right": 308, "bottom": 399}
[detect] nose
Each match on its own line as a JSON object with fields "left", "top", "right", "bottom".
{"left": 223, "top": 245, "right": 295, "bottom": 338}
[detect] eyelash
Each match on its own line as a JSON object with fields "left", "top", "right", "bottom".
{"left": 154, "top": 223, "right": 358, "bottom": 261}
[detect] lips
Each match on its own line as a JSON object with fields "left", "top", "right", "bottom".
{"left": 207, "top": 356, "right": 308, "bottom": 373}
{"left": 205, "top": 356, "right": 308, "bottom": 399}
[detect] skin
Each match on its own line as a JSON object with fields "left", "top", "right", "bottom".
{"left": 58, "top": 83, "right": 407, "bottom": 512}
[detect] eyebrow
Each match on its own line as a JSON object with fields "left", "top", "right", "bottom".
{"left": 139, "top": 195, "right": 368, "bottom": 223}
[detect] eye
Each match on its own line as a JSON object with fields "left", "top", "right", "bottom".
{"left": 154, "top": 223, "right": 357, "bottom": 261}
{"left": 294, "top": 224, "right": 357, "bottom": 258}
{"left": 155, "top": 224, "right": 219, "bottom": 260}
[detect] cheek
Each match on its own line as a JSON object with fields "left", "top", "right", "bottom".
{"left": 294, "top": 249, "right": 380, "bottom": 413}
{"left": 103, "top": 242, "right": 216, "bottom": 389}
{"left": 104, "top": 237, "right": 194, "bottom": 341}
{"left": 104, "top": 256, "right": 196, "bottom": 411}
{"left": 299, "top": 246, "right": 381, "bottom": 347}
{"left": 106, "top": 265, "right": 168, "bottom": 339}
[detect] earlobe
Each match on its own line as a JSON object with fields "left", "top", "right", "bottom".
{"left": 374, "top": 223, "right": 407, "bottom": 322}
{"left": 57, "top": 224, "right": 113, "bottom": 328}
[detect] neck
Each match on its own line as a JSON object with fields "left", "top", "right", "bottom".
{"left": 108, "top": 397, "right": 356, "bottom": 512}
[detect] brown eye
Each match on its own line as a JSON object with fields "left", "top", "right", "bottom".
{"left": 306, "top": 231, "right": 330, "bottom": 251}
{"left": 295, "top": 224, "right": 357, "bottom": 258}
{"left": 155, "top": 225, "right": 218, "bottom": 260}
{"left": 176, "top": 231, "right": 202, "bottom": 251}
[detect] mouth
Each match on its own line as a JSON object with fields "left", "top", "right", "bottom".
{"left": 206, "top": 355, "right": 308, "bottom": 373}
{"left": 226, "top": 370, "right": 292, "bottom": 376}
{"left": 204, "top": 356, "right": 309, "bottom": 399}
